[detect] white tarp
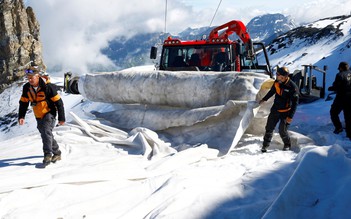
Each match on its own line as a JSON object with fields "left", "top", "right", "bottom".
{"left": 76, "top": 70, "right": 272, "bottom": 156}
{"left": 69, "top": 112, "right": 177, "bottom": 160}
{"left": 78, "top": 70, "right": 269, "bottom": 108}
{"left": 91, "top": 100, "right": 260, "bottom": 156}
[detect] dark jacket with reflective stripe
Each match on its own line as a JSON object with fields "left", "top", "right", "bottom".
{"left": 263, "top": 77, "right": 299, "bottom": 118}
{"left": 19, "top": 77, "right": 65, "bottom": 121}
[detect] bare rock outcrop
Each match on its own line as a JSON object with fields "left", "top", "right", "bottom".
{"left": 0, "top": 0, "right": 45, "bottom": 90}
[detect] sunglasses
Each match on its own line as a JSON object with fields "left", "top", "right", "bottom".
{"left": 25, "top": 69, "right": 34, "bottom": 74}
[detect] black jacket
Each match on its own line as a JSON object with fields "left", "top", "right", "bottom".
{"left": 328, "top": 70, "right": 351, "bottom": 96}
{"left": 19, "top": 77, "right": 65, "bottom": 121}
{"left": 263, "top": 77, "right": 299, "bottom": 118}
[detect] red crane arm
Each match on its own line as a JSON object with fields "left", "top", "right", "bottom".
{"left": 208, "top": 20, "right": 251, "bottom": 43}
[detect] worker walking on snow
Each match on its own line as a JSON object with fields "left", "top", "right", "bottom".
{"left": 328, "top": 62, "right": 350, "bottom": 135}
{"left": 259, "top": 67, "right": 299, "bottom": 152}
{"left": 18, "top": 66, "right": 65, "bottom": 166}
{"left": 328, "top": 61, "right": 351, "bottom": 139}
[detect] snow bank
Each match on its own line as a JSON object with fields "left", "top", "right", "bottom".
{"left": 263, "top": 145, "right": 351, "bottom": 218}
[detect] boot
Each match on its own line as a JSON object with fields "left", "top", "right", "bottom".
{"left": 51, "top": 150, "right": 61, "bottom": 163}
{"left": 333, "top": 127, "right": 343, "bottom": 134}
{"left": 43, "top": 153, "right": 52, "bottom": 164}
{"left": 261, "top": 147, "right": 268, "bottom": 153}
{"left": 283, "top": 144, "right": 291, "bottom": 151}
{"left": 261, "top": 142, "right": 269, "bottom": 153}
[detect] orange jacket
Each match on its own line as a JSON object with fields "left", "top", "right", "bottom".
{"left": 19, "top": 77, "right": 65, "bottom": 121}
{"left": 262, "top": 77, "right": 299, "bottom": 118}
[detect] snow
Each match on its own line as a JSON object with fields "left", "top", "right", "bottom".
{"left": 1, "top": 74, "right": 351, "bottom": 218}
{"left": 268, "top": 16, "right": 351, "bottom": 90}
{"left": 309, "top": 19, "right": 336, "bottom": 29}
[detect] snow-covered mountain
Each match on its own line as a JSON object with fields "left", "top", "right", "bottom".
{"left": 267, "top": 14, "right": 351, "bottom": 87}
{"left": 246, "top": 13, "right": 296, "bottom": 44}
{"left": 101, "top": 13, "right": 295, "bottom": 69}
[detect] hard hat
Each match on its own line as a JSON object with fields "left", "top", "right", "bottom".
{"left": 338, "top": 61, "right": 349, "bottom": 71}
{"left": 277, "top": 67, "right": 289, "bottom": 76}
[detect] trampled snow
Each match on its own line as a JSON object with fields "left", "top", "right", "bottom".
{"left": 0, "top": 74, "right": 351, "bottom": 218}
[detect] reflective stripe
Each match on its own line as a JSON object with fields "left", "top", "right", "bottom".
{"left": 51, "top": 94, "right": 61, "bottom": 102}
{"left": 20, "top": 96, "right": 29, "bottom": 102}
{"left": 278, "top": 108, "right": 291, "bottom": 112}
{"left": 274, "top": 78, "right": 292, "bottom": 112}
{"left": 274, "top": 78, "right": 291, "bottom": 96}
{"left": 274, "top": 82, "right": 282, "bottom": 96}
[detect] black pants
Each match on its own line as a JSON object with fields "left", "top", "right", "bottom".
{"left": 331, "top": 94, "right": 351, "bottom": 138}
{"left": 263, "top": 110, "right": 291, "bottom": 147}
{"left": 330, "top": 95, "right": 343, "bottom": 130}
{"left": 37, "top": 113, "right": 60, "bottom": 155}
{"left": 344, "top": 97, "right": 351, "bottom": 138}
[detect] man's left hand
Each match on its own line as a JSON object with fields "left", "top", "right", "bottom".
{"left": 58, "top": 121, "right": 65, "bottom": 126}
{"left": 286, "top": 117, "right": 292, "bottom": 124}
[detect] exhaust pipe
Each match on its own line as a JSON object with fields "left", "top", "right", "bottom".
{"left": 64, "top": 72, "right": 80, "bottom": 94}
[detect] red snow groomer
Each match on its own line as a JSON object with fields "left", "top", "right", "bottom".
{"left": 150, "top": 20, "right": 272, "bottom": 77}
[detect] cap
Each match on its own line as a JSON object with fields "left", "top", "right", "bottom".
{"left": 277, "top": 67, "right": 289, "bottom": 76}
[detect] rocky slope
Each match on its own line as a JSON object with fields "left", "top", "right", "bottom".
{"left": 0, "top": 0, "right": 45, "bottom": 91}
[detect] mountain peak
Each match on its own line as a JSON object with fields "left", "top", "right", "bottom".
{"left": 246, "top": 13, "right": 296, "bottom": 43}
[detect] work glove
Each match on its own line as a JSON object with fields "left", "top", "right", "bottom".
{"left": 286, "top": 117, "right": 292, "bottom": 125}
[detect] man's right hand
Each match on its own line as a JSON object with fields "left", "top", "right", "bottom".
{"left": 286, "top": 117, "right": 292, "bottom": 124}
{"left": 18, "top": 118, "right": 25, "bottom": 125}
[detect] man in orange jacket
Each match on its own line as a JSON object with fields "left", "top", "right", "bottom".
{"left": 259, "top": 67, "right": 299, "bottom": 152}
{"left": 18, "top": 67, "right": 65, "bottom": 165}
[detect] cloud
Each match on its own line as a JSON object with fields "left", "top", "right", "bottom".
{"left": 286, "top": 0, "right": 351, "bottom": 24}
{"left": 26, "top": 0, "right": 191, "bottom": 74}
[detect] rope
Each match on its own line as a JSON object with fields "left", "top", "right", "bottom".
{"left": 209, "top": 0, "right": 222, "bottom": 27}
{"left": 164, "top": 0, "right": 168, "bottom": 33}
